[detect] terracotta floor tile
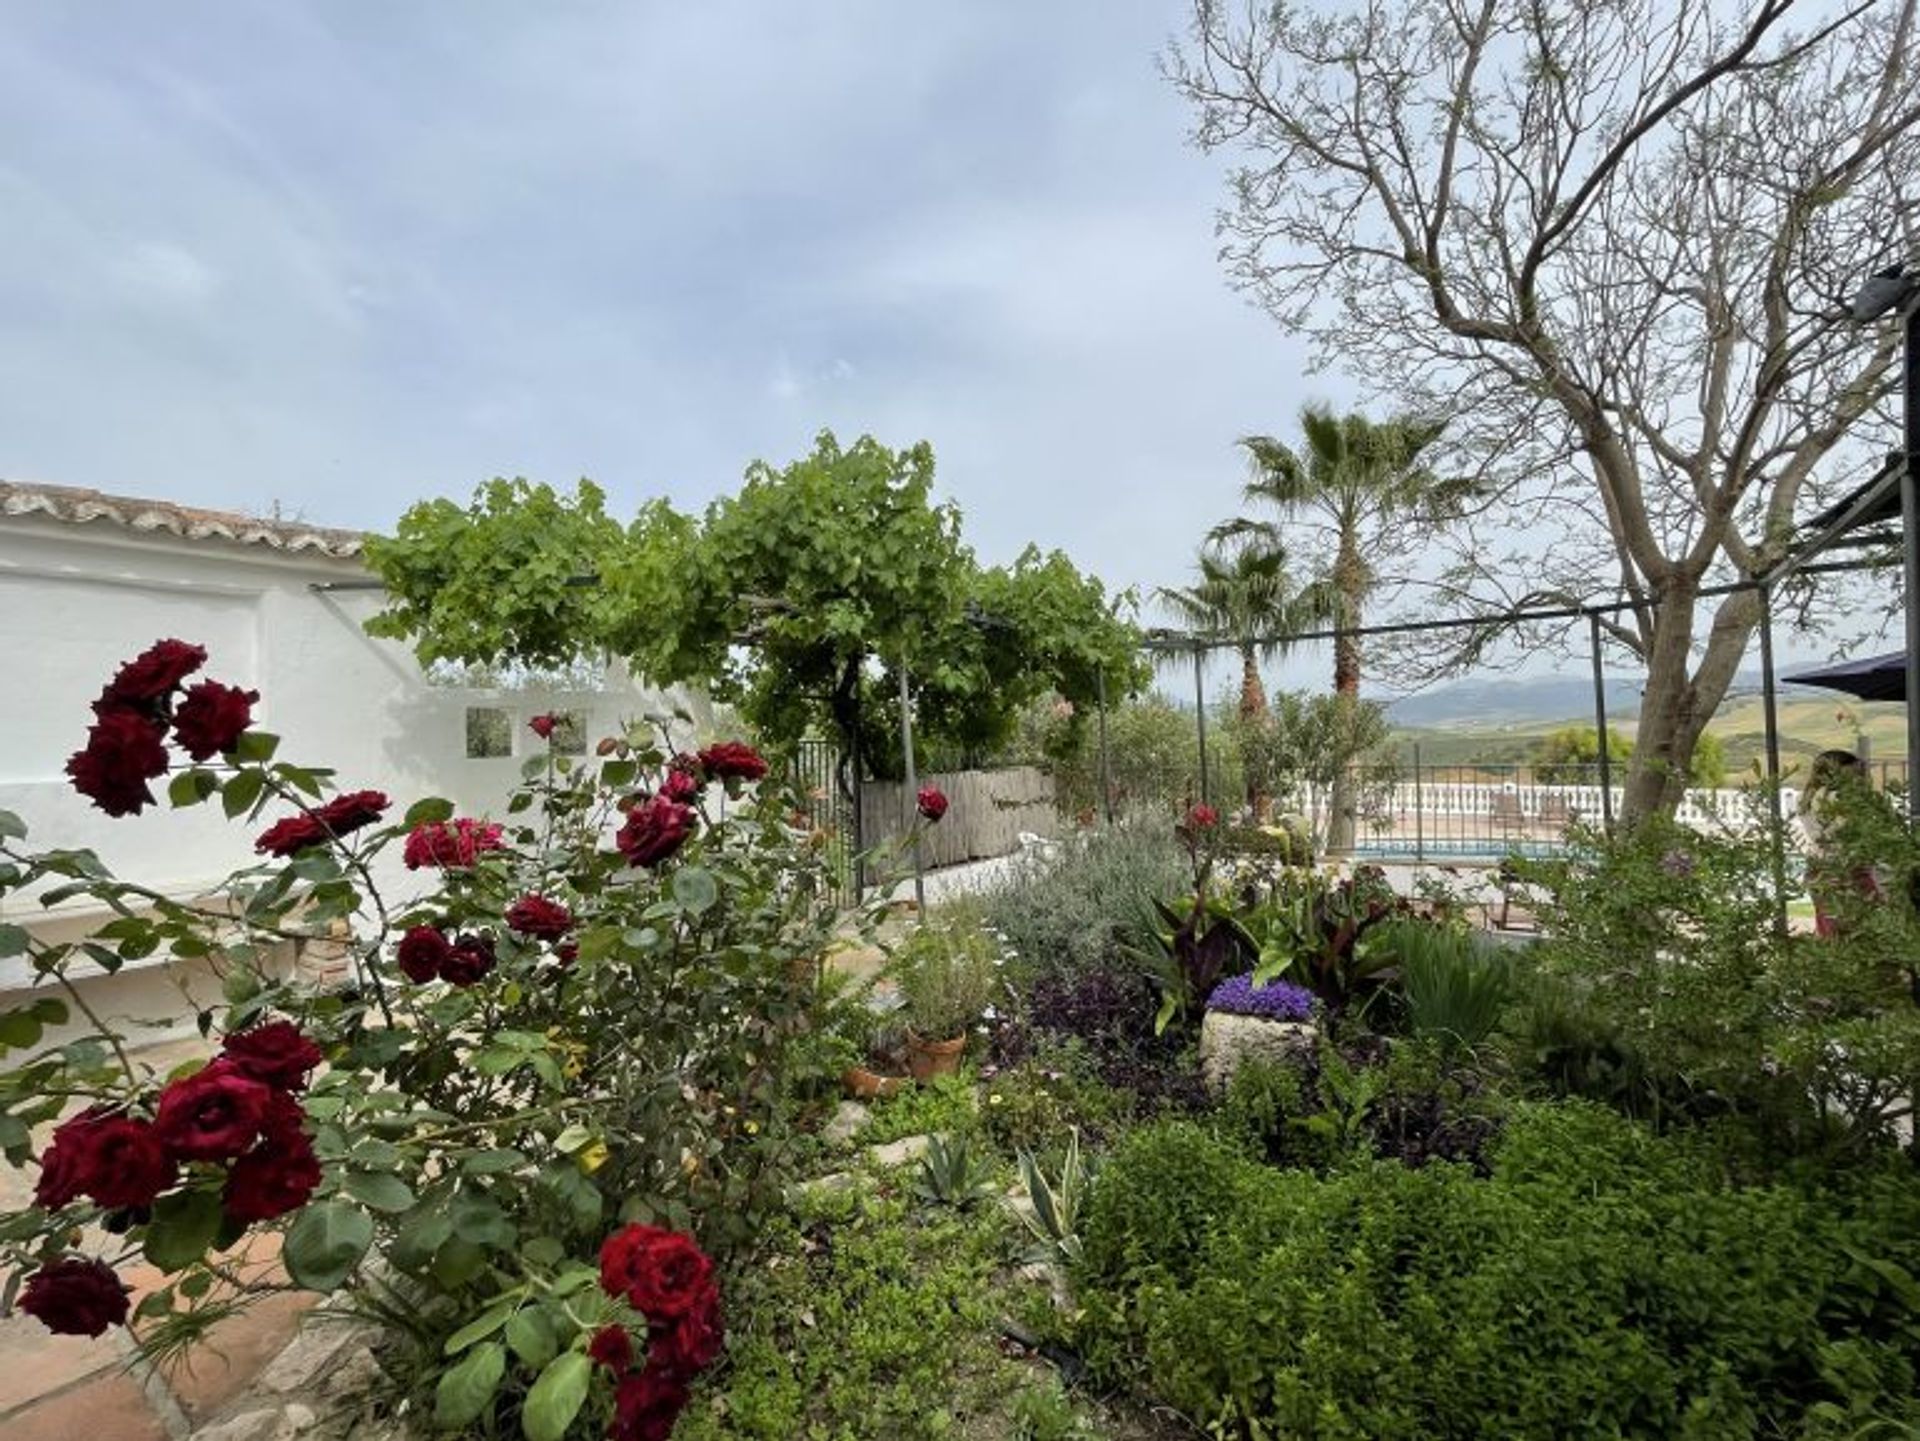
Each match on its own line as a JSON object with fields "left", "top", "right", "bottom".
{"left": 160, "top": 1288, "right": 318, "bottom": 1422}
{"left": 0, "top": 1310, "right": 123, "bottom": 1414}
{"left": 1, "top": 1370, "right": 167, "bottom": 1441}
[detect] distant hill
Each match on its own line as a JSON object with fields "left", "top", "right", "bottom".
{"left": 1385, "top": 675, "right": 1647, "bottom": 729}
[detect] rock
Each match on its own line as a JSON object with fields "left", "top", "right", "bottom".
{"left": 786, "top": 1171, "right": 857, "bottom": 1206}
{"left": 866, "top": 1134, "right": 930, "bottom": 1168}
{"left": 256, "top": 1320, "right": 379, "bottom": 1396}
{"left": 823, "top": 1101, "right": 871, "bottom": 1146}
{"left": 1016, "top": 1261, "right": 1073, "bottom": 1312}
{"left": 1198, "top": 1011, "right": 1318, "bottom": 1093}
{"left": 192, "top": 1405, "right": 312, "bottom": 1441}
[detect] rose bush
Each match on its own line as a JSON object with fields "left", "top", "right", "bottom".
{"left": 0, "top": 641, "right": 851, "bottom": 1438}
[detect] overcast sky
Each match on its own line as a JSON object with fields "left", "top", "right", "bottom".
{"left": 1, "top": 3, "right": 1882, "bottom": 696}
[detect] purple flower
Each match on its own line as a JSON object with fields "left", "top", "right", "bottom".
{"left": 1659, "top": 848, "right": 1695, "bottom": 879}
{"left": 1206, "top": 973, "right": 1315, "bottom": 1022}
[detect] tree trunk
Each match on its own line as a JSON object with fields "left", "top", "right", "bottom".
{"left": 1620, "top": 587, "right": 1757, "bottom": 826}
{"left": 1239, "top": 644, "right": 1269, "bottom": 819}
{"left": 1239, "top": 646, "right": 1268, "bottom": 720}
{"left": 1326, "top": 539, "right": 1364, "bottom": 853}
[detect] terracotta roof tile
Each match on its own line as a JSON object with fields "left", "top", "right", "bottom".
{"left": 0, "top": 480, "right": 365, "bottom": 559}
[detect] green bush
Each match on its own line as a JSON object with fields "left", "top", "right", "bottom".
{"left": 1073, "top": 1102, "right": 1920, "bottom": 1438}
{"left": 1380, "top": 919, "right": 1513, "bottom": 1056}
{"left": 981, "top": 819, "right": 1188, "bottom": 981}
{"left": 891, "top": 915, "right": 1001, "bottom": 1040}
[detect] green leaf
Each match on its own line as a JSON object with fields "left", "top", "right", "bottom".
{"left": 168, "top": 770, "right": 219, "bottom": 808}
{"left": 233, "top": 731, "right": 280, "bottom": 763}
{"left": 598, "top": 759, "right": 637, "bottom": 788}
{"left": 345, "top": 1171, "right": 416, "bottom": 1213}
{"left": 284, "top": 1201, "right": 374, "bottom": 1291}
{"left": 505, "top": 1306, "right": 558, "bottom": 1368}
{"left": 143, "top": 1188, "right": 224, "bottom": 1271}
{"left": 0, "top": 809, "right": 24, "bottom": 841}
{"left": 0, "top": 924, "right": 28, "bottom": 959}
{"left": 435, "top": 1340, "right": 505, "bottom": 1430}
{"left": 522, "top": 1351, "right": 591, "bottom": 1441}
{"left": 404, "top": 797, "right": 456, "bottom": 827}
{"left": 221, "top": 766, "right": 263, "bottom": 817}
{"left": 443, "top": 1302, "right": 516, "bottom": 1356}
{"left": 672, "top": 867, "right": 718, "bottom": 915}
{"left": 0, "top": 1008, "right": 44, "bottom": 1052}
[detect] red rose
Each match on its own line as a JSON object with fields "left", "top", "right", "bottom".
{"left": 222, "top": 1098, "right": 321, "bottom": 1222}
{"left": 505, "top": 894, "right": 574, "bottom": 940}
{"left": 65, "top": 709, "right": 170, "bottom": 817}
{"left": 220, "top": 1021, "right": 324, "bottom": 1093}
{"left": 101, "top": 639, "right": 207, "bottom": 706}
{"left": 1185, "top": 803, "right": 1219, "bottom": 830}
{"left": 648, "top": 1284, "right": 724, "bottom": 1376}
{"left": 396, "top": 925, "right": 453, "bottom": 983}
{"left": 34, "top": 1109, "right": 177, "bottom": 1210}
{"left": 916, "top": 785, "right": 948, "bottom": 822}
{"left": 171, "top": 680, "right": 259, "bottom": 761}
{"left": 615, "top": 795, "right": 695, "bottom": 869}
{"left": 611, "top": 1364, "right": 691, "bottom": 1441}
{"left": 403, "top": 817, "right": 505, "bottom": 870}
{"left": 18, "top": 1257, "right": 130, "bottom": 1337}
{"left": 153, "top": 1060, "right": 274, "bottom": 1162}
{"left": 588, "top": 1323, "right": 634, "bottom": 1374}
{"left": 598, "top": 1224, "right": 714, "bottom": 1320}
{"left": 660, "top": 768, "right": 701, "bottom": 803}
{"left": 439, "top": 933, "right": 496, "bottom": 987}
{"left": 554, "top": 940, "right": 579, "bottom": 966}
{"left": 255, "top": 790, "right": 390, "bottom": 857}
{"left": 697, "top": 741, "right": 768, "bottom": 782}
{"left": 529, "top": 713, "right": 557, "bottom": 740}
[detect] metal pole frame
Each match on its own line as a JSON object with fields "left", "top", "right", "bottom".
{"left": 1902, "top": 300, "right": 1920, "bottom": 816}
{"left": 1412, "top": 740, "right": 1425, "bottom": 865}
{"left": 897, "top": 660, "right": 927, "bottom": 914}
{"left": 1757, "top": 584, "right": 1790, "bottom": 936}
{"left": 1095, "top": 662, "right": 1114, "bottom": 826}
{"left": 1589, "top": 613, "right": 1615, "bottom": 836}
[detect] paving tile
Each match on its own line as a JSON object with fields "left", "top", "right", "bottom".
{"left": 1, "top": 1369, "right": 167, "bottom": 1441}
{"left": 0, "top": 1309, "right": 123, "bottom": 1414}
{"left": 161, "top": 1289, "right": 320, "bottom": 1422}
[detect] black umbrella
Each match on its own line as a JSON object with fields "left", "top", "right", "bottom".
{"left": 1782, "top": 650, "right": 1909, "bottom": 703}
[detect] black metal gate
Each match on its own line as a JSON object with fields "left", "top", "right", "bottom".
{"left": 787, "top": 738, "right": 860, "bottom": 908}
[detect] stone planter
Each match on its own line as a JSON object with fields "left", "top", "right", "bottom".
{"left": 1199, "top": 1010, "right": 1318, "bottom": 1093}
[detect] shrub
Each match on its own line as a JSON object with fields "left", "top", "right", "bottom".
{"left": 1073, "top": 1102, "right": 1920, "bottom": 1438}
{"left": 1379, "top": 919, "right": 1513, "bottom": 1056}
{"left": 980, "top": 819, "right": 1187, "bottom": 982}
{"left": 1009, "top": 965, "right": 1209, "bottom": 1117}
{"left": 0, "top": 639, "right": 843, "bottom": 1438}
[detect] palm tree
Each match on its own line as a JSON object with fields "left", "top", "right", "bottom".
{"left": 1218, "top": 405, "right": 1469, "bottom": 847}
{"left": 1157, "top": 542, "right": 1330, "bottom": 813}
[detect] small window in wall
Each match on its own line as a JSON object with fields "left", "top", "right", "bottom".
{"left": 466, "top": 706, "right": 513, "bottom": 758}
{"left": 545, "top": 709, "right": 588, "bottom": 756}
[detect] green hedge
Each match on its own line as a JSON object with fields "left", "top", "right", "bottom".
{"left": 1074, "top": 1103, "right": 1920, "bottom": 1439}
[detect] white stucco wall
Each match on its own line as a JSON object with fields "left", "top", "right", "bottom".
{"left": 0, "top": 513, "right": 706, "bottom": 1039}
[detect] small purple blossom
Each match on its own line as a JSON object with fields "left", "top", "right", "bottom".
{"left": 1206, "top": 973, "right": 1315, "bottom": 1022}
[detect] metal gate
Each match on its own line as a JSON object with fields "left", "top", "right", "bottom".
{"left": 787, "top": 738, "right": 860, "bottom": 908}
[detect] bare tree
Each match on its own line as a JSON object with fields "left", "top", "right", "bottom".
{"left": 1170, "top": 0, "right": 1920, "bottom": 821}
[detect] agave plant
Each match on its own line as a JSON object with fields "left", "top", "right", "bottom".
{"left": 913, "top": 1132, "right": 997, "bottom": 1209}
{"left": 1007, "top": 1128, "right": 1098, "bottom": 1269}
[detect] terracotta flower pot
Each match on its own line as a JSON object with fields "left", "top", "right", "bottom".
{"left": 905, "top": 1030, "right": 966, "bottom": 1083}
{"left": 842, "top": 1065, "right": 910, "bottom": 1101}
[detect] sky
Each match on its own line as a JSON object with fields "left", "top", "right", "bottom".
{"left": 0, "top": 3, "right": 1884, "bottom": 700}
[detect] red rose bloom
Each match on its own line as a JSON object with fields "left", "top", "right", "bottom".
{"left": 529, "top": 713, "right": 557, "bottom": 739}
{"left": 220, "top": 1021, "right": 324, "bottom": 1093}
{"left": 696, "top": 741, "right": 768, "bottom": 782}
{"left": 254, "top": 790, "right": 389, "bottom": 856}
{"left": 439, "top": 933, "right": 496, "bottom": 987}
{"left": 403, "top": 817, "right": 505, "bottom": 870}
{"left": 916, "top": 785, "right": 949, "bottom": 822}
{"left": 153, "top": 1060, "right": 273, "bottom": 1162}
{"left": 660, "top": 768, "right": 701, "bottom": 803}
{"left": 554, "top": 940, "right": 579, "bottom": 966}
{"left": 34, "top": 1109, "right": 177, "bottom": 1211}
{"left": 611, "top": 1364, "right": 691, "bottom": 1441}
{"left": 505, "top": 894, "right": 574, "bottom": 940}
{"left": 648, "top": 1284, "right": 724, "bottom": 1375}
{"left": 599, "top": 1224, "right": 715, "bottom": 1320}
{"left": 18, "top": 1257, "right": 130, "bottom": 1337}
{"left": 614, "top": 795, "right": 695, "bottom": 869}
{"left": 396, "top": 925, "right": 453, "bottom": 983}
{"left": 588, "top": 1323, "right": 634, "bottom": 1374}
{"left": 1185, "top": 803, "right": 1219, "bottom": 830}
{"left": 222, "top": 1097, "right": 321, "bottom": 1222}
{"left": 102, "top": 639, "right": 207, "bottom": 706}
{"left": 171, "top": 680, "right": 259, "bottom": 761}
{"left": 65, "top": 709, "right": 170, "bottom": 817}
